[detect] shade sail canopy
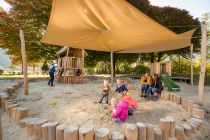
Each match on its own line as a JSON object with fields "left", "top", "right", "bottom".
{"left": 120, "top": 29, "right": 196, "bottom": 53}
{"left": 41, "top": 0, "right": 190, "bottom": 52}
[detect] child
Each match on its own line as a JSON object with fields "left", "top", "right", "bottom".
{"left": 123, "top": 94, "right": 138, "bottom": 115}
{"left": 112, "top": 93, "right": 129, "bottom": 123}
{"left": 98, "top": 80, "right": 110, "bottom": 104}
{"left": 115, "top": 79, "right": 128, "bottom": 94}
{"left": 140, "top": 73, "right": 151, "bottom": 97}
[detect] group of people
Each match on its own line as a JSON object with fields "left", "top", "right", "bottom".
{"left": 140, "top": 73, "right": 163, "bottom": 100}
{"left": 98, "top": 73, "right": 163, "bottom": 123}
{"left": 98, "top": 79, "right": 138, "bottom": 124}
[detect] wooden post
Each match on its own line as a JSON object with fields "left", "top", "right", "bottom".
{"left": 164, "top": 92, "right": 170, "bottom": 101}
{"left": 64, "top": 47, "right": 69, "bottom": 84}
{"left": 190, "top": 44, "right": 194, "bottom": 85}
{"left": 136, "top": 122, "right": 146, "bottom": 140}
{"left": 82, "top": 49, "right": 85, "bottom": 75}
{"left": 48, "top": 122, "right": 59, "bottom": 140}
{"left": 56, "top": 124, "right": 66, "bottom": 140}
{"left": 34, "top": 119, "right": 48, "bottom": 140}
{"left": 95, "top": 128, "right": 109, "bottom": 140}
{"left": 198, "top": 22, "right": 207, "bottom": 106}
{"left": 111, "top": 131, "right": 124, "bottom": 140}
{"left": 146, "top": 124, "right": 154, "bottom": 140}
{"left": 79, "top": 123, "right": 94, "bottom": 140}
{"left": 165, "top": 116, "right": 176, "bottom": 138}
{"left": 175, "top": 126, "right": 184, "bottom": 140}
{"left": 111, "top": 52, "right": 114, "bottom": 86}
{"left": 20, "top": 29, "right": 29, "bottom": 95}
{"left": 182, "top": 124, "right": 192, "bottom": 137}
{"left": 123, "top": 123, "right": 138, "bottom": 140}
{"left": 0, "top": 115, "right": 2, "bottom": 140}
{"left": 154, "top": 128, "right": 162, "bottom": 140}
{"left": 16, "top": 107, "right": 28, "bottom": 124}
{"left": 192, "top": 109, "right": 205, "bottom": 120}
{"left": 42, "top": 122, "right": 51, "bottom": 140}
{"left": 64, "top": 124, "right": 79, "bottom": 140}
{"left": 159, "top": 118, "right": 170, "bottom": 140}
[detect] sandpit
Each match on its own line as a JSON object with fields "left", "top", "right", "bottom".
{"left": 1, "top": 79, "right": 210, "bottom": 140}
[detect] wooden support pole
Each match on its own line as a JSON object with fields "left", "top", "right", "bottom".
{"left": 111, "top": 131, "right": 124, "bottom": 140}
{"left": 20, "top": 29, "right": 29, "bottom": 95}
{"left": 159, "top": 118, "right": 170, "bottom": 140}
{"left": 79, "top": 123, "right": 94, "bottom": 140}
{"left": 175, "top": 126, "right": 184, "bottom": 140}
{"left": 154, "top": 128, "right": 162, "bottom": 140}
{"left": 146, "top": 124, "right": 154, "bottom": 140}
{"left": 56, "top": 124, "right": 66, "bottom": 140}
{"left": 123, "top": 123, "right": 138, "bottom": 140}
{"left": 95, "top": 128, "right": 109, "bottom": 140}
{"left": 64, "top": 124, "right": 79, "bottom": 140}
{"left": 136, "top": 122, "right": 146, "bottom": 140}
{"left": 48, "top": 122, "right": 59, "bottom": 140}
{"left": 190, "top": 44, "right": 194, "bottom": 85}
{"left": 111, "top": 52, "right": 114, "bottom": 86}
{"left": 198, "top": 22, "right": 207, "bottom": 106}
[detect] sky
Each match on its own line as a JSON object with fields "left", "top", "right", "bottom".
{"left": 149, "top": 0, "right": 210, "bottom": 19}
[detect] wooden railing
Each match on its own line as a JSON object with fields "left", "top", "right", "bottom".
{"left": 58, "top": 57, "right": 84, "bottom": 69}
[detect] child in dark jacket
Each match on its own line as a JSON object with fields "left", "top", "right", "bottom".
{"left": 98, "top": 80, "right": 110, "bottom": 104}
{"left": 115, "top": 79, "right": 128, "bottom": 94}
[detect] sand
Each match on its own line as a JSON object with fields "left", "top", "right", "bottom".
{"left": 1, "top": 79, "right": 210, "bottom": 140}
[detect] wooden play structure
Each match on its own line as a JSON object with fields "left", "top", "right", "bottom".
{"left": 150, "top": 62, "right": 172, "bottom": 76}
{"left": 56, "top": 47, "right": 87, "bottom": 84}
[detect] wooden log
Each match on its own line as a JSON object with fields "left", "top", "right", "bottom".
{"left": 161, "top": 91, "right": 165, "bottom": 100}
{"left": 146, "top": 124, "right": 154, "bottom": 140}
{"left": 175, "top": 126, "right": 184, "bottom": 140}
{"left": 16, "top": 107, "right": 29, "bottom": 124}
{"left": 136, "top": 122, "right": 146, "bottom": 140}
{"left": 123, "top": 123, "right": 138, "bottom": 140}
{"left": 192, "top": 109, "right": 204, "bottom": 120}
{"left": 12, "top": 107, "right": 22, "bottom": 122}
{"left": 42, "top": 122, "right": 51, "bottom": 140}
{"left": 186, "top": 122, "right": 197, "bottom": 134}
{"left": 0, "top": 92, "right": 8, "bottom": 108}
{"left": 25, "top": 118, "right": 40, "bottom": 137}
{"left": 190, "top": 118, "right": 204, "bottom": 128}
{"left": 186, "top": 100, "right": 193, "bottom": 113}
{"left": 182, "top": 124, "right": 192, "bottom": 137}
{"left": 95, "top": 128, "right": 109, "bottom": 140}
{"left": 181, "top": 99, "right": 187, "bottom": 111}
{"left": 165, "top": 116, "right": 176, "bottom": 137}
{"left": 8, "top": 104, "right": 20, "bottom": 118}
{"left": 56, "top": 124, "right": 66, "bottom": 140}
{"left": 164, "top": 92, "right": 170, "bottom": 101}
{"left": 64, "top": 124, "right": 79, "bottom": 140}
{"left": 174, "top": 95, "right": 181, "bottom": 105}
{"left": 1, "top": 95, "right": 10, "bottom": 110}
{"left": 48, "top": 122, "right": 59, "bottom": 140}
{"left": 169, "top": 94, "right": 174, "bottom": 102}
{"left": 154, "top": 128, "right": 162, "bottom": 140}
{"left": 159, "top": 118, "right": 170, "bottom": 140}
{"left": 19, "top": 117, "right": 33, "bottom": 128}
{"left": 5, "top": 100, "right": 17, "bottom": 112}
{"left": 79, "top": 123, "right": 94, "bottom": 140}
{"left": 7, "top": 87, "right": 16, "bottom": 95}
{"left": 111, "top": 131, "right": 124, "bottom": 140}
{"left": 34, "top": 119, "right": 48, "bottom": 140}
{"left": 0, "top": 115, "right": 2, "bottom": 140}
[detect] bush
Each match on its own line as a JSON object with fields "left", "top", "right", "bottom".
{"left": 133, "top": 64, "right": 150, "bottom": 75}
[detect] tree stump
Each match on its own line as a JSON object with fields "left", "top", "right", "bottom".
{"left": 16, "top": 107, "right": 29, "bottom": 124}
{"left": 192, "top": 109, "right": 204, "bottom": 120}
{"left": 169, "top": 94, "right": 174, "bottom": 102}
{"left": 25, "top": 118, "right": 40, "bottom": 137}
{"left": 182, "top": 124, "right": 192, "bottom": 137}
{"left": 175, "top": 126, "right": 184, "bottom": 140}
{"left": 164, "top": 92, "right": 170, "bottom": 101}
{"left": 159, "top": 118, "right": 170, "bottom": 140}
{"left": 123, "top": 123, "right": 138, "bottom": 140}
{"left": 79, "top": 123, "right": 94, "bottom": 140}
{"left": 154, "top": 128, "right": 162, "bottom": 140}
{"left": 95, "top": 128, "right": 109, "bottom": 140}
{"left": 42, "top": 122, "right": 51, "bottom": 140}
{"left": 111, "top": 131, "right": 124, "bottom": 140}
{"left": 1, "top": 95, "right": 10, "bottom": 110}
{"left": 6, "top": 104, "right": 19, "bottom": 118}
{"left": 136, "top": 122, "right": 146, "bottom": 140}
{"left": 174, "top": 95, "right": 181, "bottom": 105}
{"left": 165, "top": 116, "right": 176, "bottom": 137}
{"left": 56, "top": 124, "right": 66, "bottom": 140}
{"left": 12, "top": 107, "right": 22, "bottom": 122}
{"left": 146, "top": 124, "right": 154, "bottom": 140}
{"left": 34, "top": 119, "right": 48, "bottom": 140}
{"left": 64, "top": 124, "right": 79, "bottom": 140}
{"left": 48, "top": 122, "right": 59, "bottom": 140}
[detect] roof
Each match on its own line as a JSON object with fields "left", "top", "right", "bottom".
{"left": 41, "top": 0, "right": 194, "bottom": 52}
{"left": 56, "top": 46, "right": 88, "bottom": 56}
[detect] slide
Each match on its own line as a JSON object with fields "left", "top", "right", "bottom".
{"left": 160, "top": 74, "right": 180, "bottom": 92}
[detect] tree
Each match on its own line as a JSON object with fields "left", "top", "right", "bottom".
{"left": 41, "top": 61, "right": 49, "bottom": 73}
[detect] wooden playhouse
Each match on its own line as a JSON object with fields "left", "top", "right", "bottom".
{"left": 56, "top": 47, "right": 87, "bottom": 84}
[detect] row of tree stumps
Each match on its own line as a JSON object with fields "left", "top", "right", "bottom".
{"left": 0, "top": 83, "right": 205, "bottom": 140}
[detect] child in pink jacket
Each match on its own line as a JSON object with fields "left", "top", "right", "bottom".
{"left": 112, "top": 93, "right": 129, "bottom": 123}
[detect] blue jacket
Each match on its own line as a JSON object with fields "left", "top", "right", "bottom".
{"left": 49, "top": 65, "right": 55, "bottom": 73}
{"left": 115, "top": 84, "right": 128, "bottom": 93}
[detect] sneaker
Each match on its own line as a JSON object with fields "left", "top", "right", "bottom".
{"left": 114, "top": 119, "right": 121, "bottom": 124}
{"left": 153, "top": 96, "right": 158, "bottom": 101}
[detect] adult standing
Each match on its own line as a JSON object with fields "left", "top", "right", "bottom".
{"left": 48, "top": 63, "right": 55, "bottom": 86}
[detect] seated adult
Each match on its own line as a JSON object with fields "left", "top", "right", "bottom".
{"left": 140, "top": 73, "right": 151, "bottom": 97}
{"left": 146, "top": 74, "right": 163, "bottom": 100}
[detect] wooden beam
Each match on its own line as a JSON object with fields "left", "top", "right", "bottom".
{"left": 20, "top": 29, "right": 29, "bottom": 95}
{"left": 198, "top": 22, "right": 207, "bottom": 106}
{"left": 190, "top": 44, "right": 194, "bottom": 85}
{"left": 111, "top": 52, "right": 114, "bottom": 86}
